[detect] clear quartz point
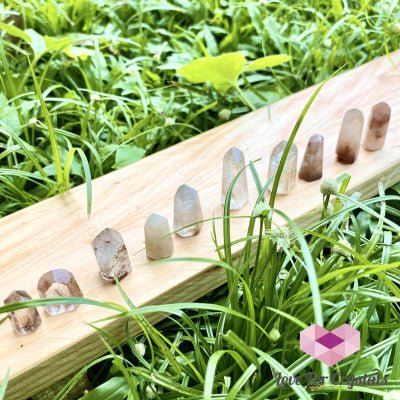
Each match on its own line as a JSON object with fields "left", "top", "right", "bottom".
{"left": 174, "top": 184, "right": 203, "bottom": 237}
{"left": 299, "top": 134, "right": 324, "bottom": 182}
{"left": 363, "top": 102, "right": 391, "bottom": 151}
{"left": 336, "top": 109, "right": 364, "bottom": 164}
{"left": 221, "top": 147, "right": 248, "bottom": 210}
{"left": 91, "top": 228, "right": 132, "bottom": 282}
{"left": 4, "top": 290, "right": 41, "bottom": 335}
{"left": 144, "top": 213, "right": 174, "bottom": 260}
{"left": 268, "top": 140, "right": 298, "bottom": 195}
{"left": 37, "top": 269, "right": 83, "bottom": 315}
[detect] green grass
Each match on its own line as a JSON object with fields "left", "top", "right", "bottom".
{"left": 2, "top": 163, "right": 400, "bottom": 399}
{"left": 0, "top": 0, "right": 400, "bottom": 215}
{"left": 1, "top": 1, "right": 400, "bottom": 399}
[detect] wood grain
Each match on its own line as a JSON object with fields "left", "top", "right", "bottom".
{"left": 1, "top": 51, "right": 400, "bottom": 399}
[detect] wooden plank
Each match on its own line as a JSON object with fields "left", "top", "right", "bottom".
{"left": 1, "top": 50, "right": 400, "bottom": 399}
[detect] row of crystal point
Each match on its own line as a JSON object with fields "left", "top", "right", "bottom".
{"left": 4, "top": 101, "right": 390, "bottom": 335}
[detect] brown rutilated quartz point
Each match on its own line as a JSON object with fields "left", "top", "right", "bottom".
{"left": 221, "top": 147, "right": 248, "bottom": 210}
{"left": 91, "top": 228, "right": 132, "bottom": 282}
{"left": 4, "top": 290, "right": 41, "bottom": 335}
{"left": 336, "top": 109, "right": 364, "bottom": 164}
{"left": 37, "top": 269, "right": 83, "bottom": 316}
{"left": 268, "top": 140, "right": 298, "bottom": 195}
{"left": 299, "top": 134, "right": 324, "bottom": 182}
{"left": 363, "top": 102, "right": 391, "bottom": 151}
{"left": 144, "top": 213, "right": 174, "bottom": 260}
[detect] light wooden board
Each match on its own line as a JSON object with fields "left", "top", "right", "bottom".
{"left": 1, "top": 51, "right": 400, "bottom": 399}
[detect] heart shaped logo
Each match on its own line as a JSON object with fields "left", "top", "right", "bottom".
{"left": 300, "top": 324, "right": 360, "bottom": 366}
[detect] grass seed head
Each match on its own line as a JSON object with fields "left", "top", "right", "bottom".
{"left": 316, "top": 202, "right": 334, "bottom": 216}
{"left": 90, "top": 93, "right": 101, "bottom": 102}
{"left": 218, "top": 108, "right": 231, "bottom": 121}
{"left": 333, "top": 239, "right": 352, "bottom": 259}
{"left": 145, "top": 385, "right": 156, "bottom": 399}
{"left": 269, "top": 328, "right": 281, "bottom": 342}
{"left": 135, "top": 342, "right": 146, "bottom": 357}
{"left": 320, "top": 178, "right": 339, "bottom": 196}
{"left": 252, "top": 201, "right": 271, "bottom": 217}
{"left": 164, "top": 117, "right": 175, "bottom": 126}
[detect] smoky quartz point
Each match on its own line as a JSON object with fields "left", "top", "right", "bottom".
{"left": 299, "top": 134, "right": 324, "bottom": 182}
{"left": 221, "top": 147, "right": 248, "bottom": 210}
{"left": 174, "top": 184, "right": 203, "bottom": 237}
{"left": 268, "top": 140, "right": 298, "bottom": 195}
{"left": 363, "top": 102, "right": 391, "bottom": 151}
{"left": 4, "top": 290, "right": 41, "bottom": 335}
{"left": 37, "top": 269, "right": 83, "bottom": 316}
{"left": 336, "top": 109, "right": 364, "bottom": 164}
{"left": 144, "top": 213, "right": 174, "bottom": 260}
{"left": 91, "top": 228, "right": 132, "bottom": 282}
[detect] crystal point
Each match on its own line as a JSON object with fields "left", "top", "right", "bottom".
{"left": 144, "top": 213, "right": 174, "bottom": 260}
{"left": 336, "top": 109, "right": 364, "bottom": 164}
{"left": 221, "top": 147, "right": 248, "bottom": 210}
{"left": 299, "top": 134, "right": 324, "bottom": 182}
{"left": 4, "top": 290, "right": 41, "bottom": 335}
{"left": 174, "top": 184, "right": 203, "bottom": 237}
{"left": 363, "top": 102, "right": 391, "bottom": 151}
{"left": 268, "top": 140, "right": 298, "bottom": 194}
{"left": 91, "top": 228, "right": 132, "bottom": 282}
{"left": 37, "top": 269, "right": 83, "bottom": 315}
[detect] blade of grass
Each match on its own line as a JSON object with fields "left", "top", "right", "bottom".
{"left": 29, "top": 58, "right": 63, "bottom": 192}
{"left": 0, "top": 370, "right": 9, "bottom": 400}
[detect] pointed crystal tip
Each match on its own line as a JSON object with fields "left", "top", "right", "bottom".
{"left": 299, "top": 134, "right": 324, "bottom": 182}
{"left": 144, "top": 213, "right": 174, "bottom": 260}
{"left": 91, "top": 228, "right": 132, "bottom": 282}
{"left": 174, "top": 184, "right": 203, "bottom": 237}
{"left": 221, "top": 147, "right": 248, "bottom": 210}
{"left": 38, "top": 269, "right": 83, "bottom": 315}
{"left": 363, "top": 101, "right": 391, "bottom": 151}
{"left": 268, "top": 140, "right": 298, "bottom": 194}
{"left": 336, "top": 109, "right": 364, "bottom": 164}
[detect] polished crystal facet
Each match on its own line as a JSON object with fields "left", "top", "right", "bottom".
{"left": 363, "top": 102, "right": 391, "bottom": 151}
{"left": 336, "top": 109, "right": 364, "bottom": 164}
{"left": 4, "top": 290, "right": 41, "bottom": 335}
{"left": 174, "top": 184, "right": 203, "bottom": 237}
{"left": 268, "top": 140, "right": 298, "bottom": 195}
{"left": 221, "top": 147, "right": 248, "bottom": 210}
{"left": 91, "top": 228, "right": 132, "bottom": 282}
{"left": 37, "top": 269, "right": 83, "bottom": 316}
{"left": 299, "top": 134, "right": 324, "bottom": 182}
{"left": 144, "top": 213, "right": 174, "bottom": 260}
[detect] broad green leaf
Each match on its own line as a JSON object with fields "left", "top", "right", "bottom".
{"left": 114, "top": 145, "right": 145, "bottom": 169}
{"left": 81, "top": 377, "right": 129, "bottom": 400}
{"left": 44, "top": 36, "right": 74, "bottom": 52}
{"left": 242, "top": 54, "right": 291, "bottom": 72}
{"left": 331, "top": 0, "right": 344, "bottom": 18}
{"left": 0, "top": 94, "right": 20, "bottom": 132}
{"left": 0, "top": 22, "right": 31, "bottom": 43}
{"left": 65, "top": 46, "right": 95, "bottom": 60}
{"left": 25, "top": 29, "right": 46, "bottom": 57}
{"left": 351, "top": 355, "right": 380, "bottom": 376}
{"left": 177, "top": 53, "right": 246, "bottom": 94}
